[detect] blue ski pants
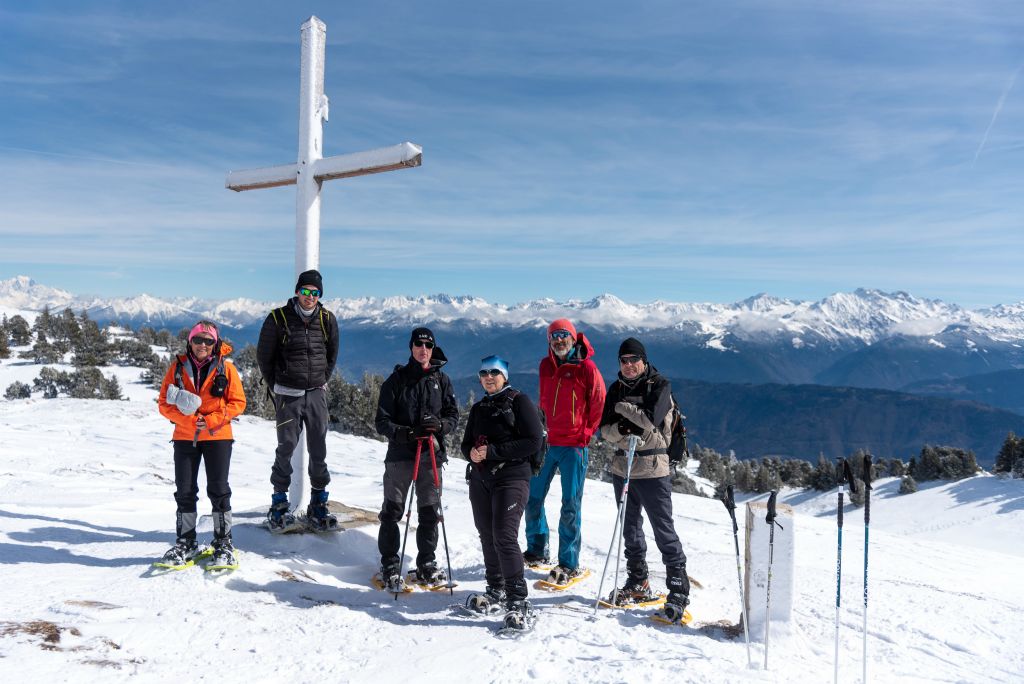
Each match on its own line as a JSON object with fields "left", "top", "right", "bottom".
{"left": 525, "top": 446, "right": 588, "bottom": 570}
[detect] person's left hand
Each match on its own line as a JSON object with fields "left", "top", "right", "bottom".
{"left": 469, "top": 445, "right": 487, "bottom": 463}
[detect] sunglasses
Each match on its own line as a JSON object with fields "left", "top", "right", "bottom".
{"left": 298, "top": 287, "right": 321, "bottom": 297}
{"left": 619, "top": 355, "right": 642, "bottom": 365}
{"left": 478, "top": 368, "right": 504, "bottom": 378}
{"left": 549, "top": 330, "right": 573, "bottom": 341}
{"left": 413, "top": 340, "right": 434, "bottom": 349}
{"left": 191, "top": 337, "right": 216, "bottom": 347}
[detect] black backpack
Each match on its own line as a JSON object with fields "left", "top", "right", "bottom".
{"left": 490, "top": 389, "right": 548, "bottom": 475}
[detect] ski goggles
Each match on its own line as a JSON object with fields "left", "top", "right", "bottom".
{"left": 191, "top": 336, "right": 216, "bottom": 347}
{"left": 412, "top": 340, "right": 434, "bottom": 349}
{"left": 478, "top": 369, "right": 503, "bottom": 378}
{"left": 298, "top": 287, "right": 321, "bottom": 297}
{"left": 549, "top": 330, "right": 573, "bottom": 341}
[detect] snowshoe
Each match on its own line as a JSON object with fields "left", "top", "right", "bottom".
{"left": 205, "top": 539, "right": 239, "bottom": 572}
{"left": 266, "top": 493, "right": 302, "bottom": 533}
{"left": 153, "top": 539, "right": 211, "bottom": 570}
{"left": 652, "top": 594, "right": 693, "bottom": 626}
{"left": 464, "top": 585, "right": 507, "bottom": 615}
{"left": 373, "top": 567, "right": 411, "bottom": 594}
{"left": 305, "top": 489, "right": 340, "bottom": 532}
{"left": 523, "top": 551, "right": 551, "bottom": 570}
{"left": 602, "top": 578, "right": 666, "bottom": 608}
{"left": 408, "top": 563, "right": 454, "bottom": 591}
{"left": 535, "top": 566, "right": 591, "bottom": 591}
{"left": 496, "top": 599, "right": 537, "bottom": 636}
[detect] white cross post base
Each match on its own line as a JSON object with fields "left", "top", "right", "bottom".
{"left": 745, "top": 499, "right": 795, "bottom": 668}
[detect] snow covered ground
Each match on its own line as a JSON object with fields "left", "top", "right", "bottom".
{"left": 1, "top": 351, "right": 1022, "bottom": 683}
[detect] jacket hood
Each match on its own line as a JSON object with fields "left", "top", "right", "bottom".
{"left": 548, "top": 331, "right": 595, "bottom": 365}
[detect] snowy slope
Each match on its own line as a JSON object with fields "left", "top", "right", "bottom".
{"left": 1, "top": 354, "right": 1023, "bottom": 683}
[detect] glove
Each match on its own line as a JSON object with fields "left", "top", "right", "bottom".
{"left": 167, "top": 385, "right": 201, "bottom": 416}
{"left": 415, "top": 413, "right": 442, "bottom": 437}
{"left": 617, "top": 418, "right": 641, "bottom": 436}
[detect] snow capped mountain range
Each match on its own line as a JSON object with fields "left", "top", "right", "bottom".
{"left": 3, "top": 275, "right": 1023, "bottom": 348}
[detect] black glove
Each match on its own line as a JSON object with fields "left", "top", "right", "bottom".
{"left": 415, "top": 413, "right": 442, "bottom": 437}
{"left": 617, "top": 418, "right": 642, "bottom": 436}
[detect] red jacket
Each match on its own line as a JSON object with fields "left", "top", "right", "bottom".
{"left": 538, "top": 332, "right": 606, "bottom": 448}
{"left": 158, "top": 343, "right": 246, "bottom": 442}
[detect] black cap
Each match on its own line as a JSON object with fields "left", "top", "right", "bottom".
{"left": 295, "top": 269, "right": 323, "bottom": 295}
{"left": 618, "top": 337, "right": 647, "bottom": 361}
{"left": 410, "top": 327, "right": 435, "bottom": 348}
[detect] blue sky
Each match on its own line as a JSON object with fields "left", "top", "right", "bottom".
{"left": 1, "top": 1, "right": 1022, "bottom": 307}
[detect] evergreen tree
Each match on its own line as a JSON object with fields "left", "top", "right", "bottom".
{"left": 100, "top": 374, "right": 122, "bottom": 400}
{"left": 898, "top": 474, "right": 918, "bottom": 494}
{"left": 33, "top": 367, "right": 70, "bottom": 398}
{"left": 809, "top": 454, "right": 837, "bottom": 491}
{"left": 993, "top": 433, "right": 1020, "bottom": 474}
{"left": 4, "top": 381, "right": 31, "bottom": 400}
{"left": 886, "top": 458, "right": 906, "bottom": 478}
{"left": 915, "top": 446, "right": 943, "bottom": 481}
{"left": 0, "top": 332, "right": 9, "bottom": 360}
{"left": 32, "top": 305, "right": 53, "bottom": 338}
{"left": 7, "top": 314, "right": 32, "bottom": 345}
{"left": 72, "top": 317, "right": 112, "bottom": 367}
{"left": 780, "top": 458, "right": 812, "bottom": 488}
{"left": 20, "top": 330, "right": 62, "bottom": 364}
{"left": 753, "top": 461, "right": 782, "bottom": 493}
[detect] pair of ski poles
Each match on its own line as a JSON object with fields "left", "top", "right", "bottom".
{"left": 834, "top": 455, "right": 872, "bottom": 683}
{"left": 593, "top": 434, "right": 641, "bottom": 615}
{"left": 724, "top": 483, "right": 778, "bottom": 671}
{"left": 394, "top": 435, "right": 454, "bottom": 598}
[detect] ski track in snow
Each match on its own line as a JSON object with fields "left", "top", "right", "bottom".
{"left": 1, "top": 356, "right": 1023, "bottom": 683}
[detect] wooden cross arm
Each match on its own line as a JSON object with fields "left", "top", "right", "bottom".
{"left": 226, "top": 142, "right": 423, "bottom": 192}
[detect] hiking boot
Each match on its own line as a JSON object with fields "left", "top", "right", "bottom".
{"left": 160, "top": 538, "right": 201, "bottom": 565}
{"left": 523, "top": 550, "right": 550, "bottom": 567}
{"left": 267, "top": 492, "right": 295, "bottom": 529}
{"left": 210, "top": 537, "right": 237, "bottom": 568}
{"left": 306, "top": 489, "right": 338, "bottom": 530}
{"left": 502, "top": 599, "right": 536, "bottom": 631}
{"left": 414, "top": 561, "right": 447, "bottom": 585}
{"left": 379, "top": 564, "right": 405, "bottom": 593}
{"left": 610, "top": 576, "right": 657, "bottom": 605}
{"left": 663, "top": 592, "right": 690, "bottom": 624}
{"left": 466, "top": 584, "right": 506, "bottom": 614}
{"left": 547, "top": 565, "right": 583, "bottom": 586}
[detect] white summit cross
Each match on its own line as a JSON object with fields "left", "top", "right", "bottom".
{"left": 226, "top": 16, "right": 422, "bottom": 513}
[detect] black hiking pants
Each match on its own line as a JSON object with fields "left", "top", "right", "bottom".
{"left": 270, "top": 387, "right": 330, "bottom": 492}
{"left": 469, "top": 474, "right": 530, "bottom": 599}
{"left": 378, "top": 459, "right": 442, "bottom": 569}
{"left": 173, "top": 439, "right": 233, "bottom": 514}
{"left": 611, "top": 474, "right": 686, "bottom": 570}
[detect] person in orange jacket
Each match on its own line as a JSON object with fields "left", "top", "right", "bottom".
{"left": 157, "top": 320, "right": 246, "bottom": 568}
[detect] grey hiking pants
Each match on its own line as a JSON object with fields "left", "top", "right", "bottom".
{"left": 270, "top": 387, "right": 331, "bottom": 492}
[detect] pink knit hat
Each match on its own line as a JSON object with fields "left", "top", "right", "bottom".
{"left": 547, "top": 318, "right": 577, "bottom": 340}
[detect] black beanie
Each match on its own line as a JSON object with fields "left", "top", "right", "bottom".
{"left": 618, "top": 337, "right": 647, "bottom": 361}
{"left": 295, "top": 269, "right": 323, "bottom": 295}
{"left": 410, "top": 327, "right": 436, "bottom": 348}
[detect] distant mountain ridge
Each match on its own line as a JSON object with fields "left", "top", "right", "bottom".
{"left": 4, "top": 275, "right": 1024, "bottom": 393}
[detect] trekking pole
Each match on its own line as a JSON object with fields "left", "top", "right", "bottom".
{"left": 394, "top": 438, "right": 424, "bottom": 600}
{"left": 862, "top": 454, "right": 873, "bottom": 683}
{"left": 763, "top": 490, "right": 783, "bottom": 670}
{"left": 592, "top": 434, "right": 640, "bottom": 616}
{"left": 426, "top": 436, "right": 455, "bottom": 596}
{"left": 722, "top": 485, "right": 752, "bottom": 668}
{"left": 833, "top": 459, "right": 859, "bottom": 683}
